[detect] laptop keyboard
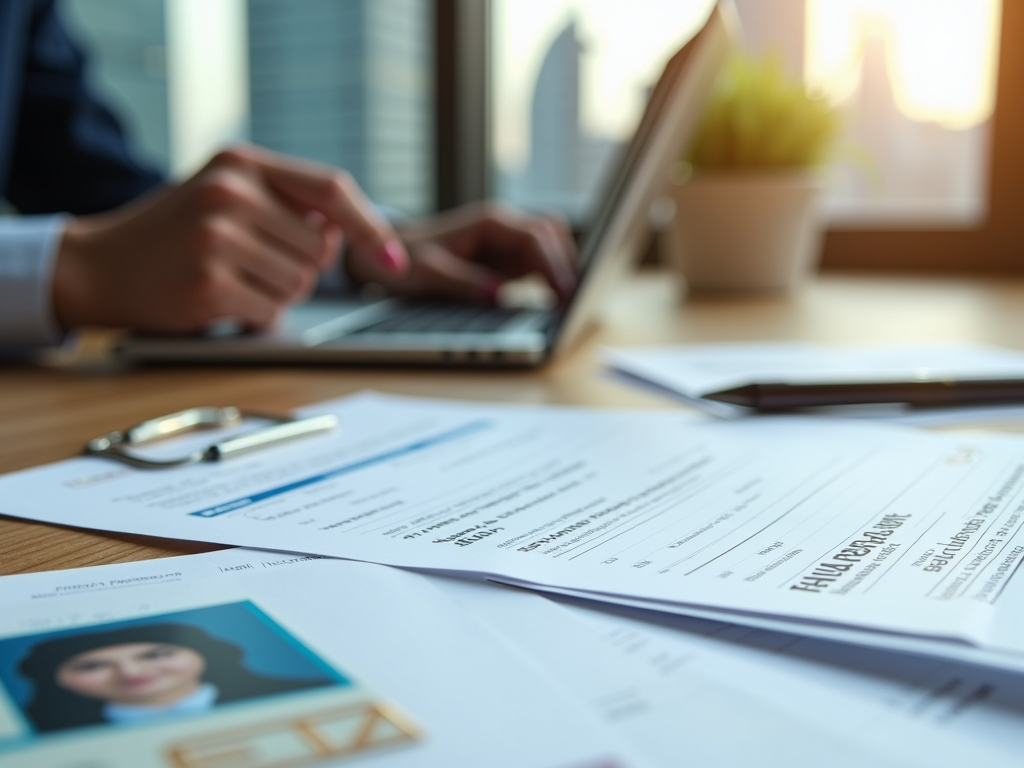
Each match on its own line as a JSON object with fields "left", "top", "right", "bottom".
{"left": 349, "top": 304, "right": 528, "bottom": 335}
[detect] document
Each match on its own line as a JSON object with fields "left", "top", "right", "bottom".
{"left": 605, "top": 341, "right": 1024, "bottom": 423}
{"left": 6, "top": 392, "right": 1024, "bottom": 665}
{"left": 547, "top": 593, "right": 1024, "bottom": 764}
{"left": 0, "top": 548, "right": 646, "bottom": 768}
{"left": 0, "top": 550, "right": 1013, "bottom": 768}
{"left": 437, "top": 576, "right": 1021, "bottom": 767}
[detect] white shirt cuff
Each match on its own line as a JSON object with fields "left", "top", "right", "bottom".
{"left": 0, "top": 215, "right": 67, "bottom": 348}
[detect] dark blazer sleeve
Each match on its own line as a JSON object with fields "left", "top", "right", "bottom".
{"left": 2, "top": 0, "right": 164, "bottom": 215}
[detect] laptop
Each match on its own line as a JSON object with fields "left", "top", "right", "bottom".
{"left": 118, "top": 3, "right": 736, "bottom": 367}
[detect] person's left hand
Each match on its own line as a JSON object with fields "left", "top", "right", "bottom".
{"left": 345, "top": 203, "right": 578, "bottom": 307}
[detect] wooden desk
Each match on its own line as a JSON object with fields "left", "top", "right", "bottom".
{"left": 5, "top": 269, "right": 1024, "bottom": 576}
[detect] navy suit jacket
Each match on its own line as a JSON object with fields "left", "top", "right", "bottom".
{"left": 0, "top": 0, "right": 163, "bottom": 215}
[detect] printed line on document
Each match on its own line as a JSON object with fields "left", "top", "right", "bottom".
{"left": 188, "top": 421, "right": 490, "bottom": 518}
{"left": 682, "top": 455, "right": 874, "bottom": 577}
{"left": 922, "top": 460, "right": 1022, "bottom": 599}
{"left": 562, "top": 451, "right": 748, "bottom": 562}
{"left": 356, "top": 425, "right": 606, "bottom": 535}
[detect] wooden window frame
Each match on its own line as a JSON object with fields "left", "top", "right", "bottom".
{"left": 821, "top": 1, "right": 1024, "bottom": 273}
{"left": 439, "top": 1, "right": 1020, "bottom": 271}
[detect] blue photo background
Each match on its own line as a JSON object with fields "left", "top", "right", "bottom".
{"left": 0, "top": 601, "right": 350, "bottom": 710}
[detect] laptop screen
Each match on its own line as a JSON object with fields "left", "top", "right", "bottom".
{"left": 549, "top": 3, "right": 734, "bottom": 351}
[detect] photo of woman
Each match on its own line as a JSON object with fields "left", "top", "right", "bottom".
{"left": 16, "top": 621, "right": 336, "bottom": 733}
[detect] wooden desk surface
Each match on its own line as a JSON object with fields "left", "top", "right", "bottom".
{"left": 5, "top": 269, "right": 1024, "bottom": 576}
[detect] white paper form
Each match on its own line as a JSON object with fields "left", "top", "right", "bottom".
{"left": 434, "top": 576, "right": 1020, "bottom": 768}
{"left": 544, "top": 593, "right": 1024, "bottom": 763}
{"left": 605, "top": 342, "right": 1024, "bottom": 424}
{"left": 0, "top": 550, "right": 1010, "bottom": 768}
{"left": 0, "top": 549, "right": 647, "bottom": 768}
{"left": 521, "top": 582, "right": 1024, "bottom": 677}
{"left": 7, "top": 393, "right": 1024, "bottom": 662}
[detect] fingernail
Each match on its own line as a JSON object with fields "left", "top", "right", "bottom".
{"left": 377, "top": 240, "right": 409, "bottom": 274}
{"left": 305, "top": 210, "right": 327, "bottom": 228}
{"left": 479, "top": 276, "right": 504, "bottom": 304}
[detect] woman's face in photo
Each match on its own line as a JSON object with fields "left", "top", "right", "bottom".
{"left": 55, "top": 642, "right": 206, "bottom": 706}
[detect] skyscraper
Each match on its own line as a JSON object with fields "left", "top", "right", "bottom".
{"left": 247, "top": 0, "right": 434, "bottom": 215}
{"left": 511, "top": 19, "right": 617, "bottom": 219}
{"left": 525, "top": 21, "right": 581, "bottom": 204}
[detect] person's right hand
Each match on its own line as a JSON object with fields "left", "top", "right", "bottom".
{"left": 52, "top": 144, "right": 408, "bottom": 333}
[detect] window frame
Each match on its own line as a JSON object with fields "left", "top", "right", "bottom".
{"left": 434, "top": 0, "right": 491, "bottom": 211}
{"left": 807, "top": 0, "right": 1023, "bottom": 273}
{"left": 449, "top": 1, "right": 1021, "bottom": 270}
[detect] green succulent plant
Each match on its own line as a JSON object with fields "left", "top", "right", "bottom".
{"left": 687, "top": 52, "right": 840, "bottom": 169}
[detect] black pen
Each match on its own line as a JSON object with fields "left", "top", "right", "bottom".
{"left": 703, "top": 378, "right": 1024, "bottom": 411}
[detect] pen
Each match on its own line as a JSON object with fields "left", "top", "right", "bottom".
{"left": 703, "top": 378, "right": 1024, "bottom": 410}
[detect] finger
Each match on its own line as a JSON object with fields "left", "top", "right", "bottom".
{"left": 406, "top": 244, "right": 506, "bottom": 304}
{"left": 188, "top": 159, "right": 339, "bottom": 275}
{"left": 232, "top": 146, "right": 409, "bottom": 275}
{"left": 534, "top": 219, "right": 578, "bottom": 304}
{"left": 248, "top": 191, "right": 337, "bottom": 271}
{"left": 302, "top": 212, "right": 344, "bottom": 272}
{"left": 541, "top": 214, "right": 579, "bottom": 270}
{"left": 212, "top": 268, "right": 284, "bottom": 331}
{"left": 322, "top": 221, "right": 344, "bottom": 270}
{"left": 218, "top": 218, "right": 318, "bottom": 302}
{"left": 487, "top": 216, "right": 576, "bottom": 304}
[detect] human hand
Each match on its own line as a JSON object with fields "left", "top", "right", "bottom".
{"left": 346, "top": 203, "right": 577, "bottom": 307}
{"left": 52, "top": 145, "right": 409, "bottom": 333}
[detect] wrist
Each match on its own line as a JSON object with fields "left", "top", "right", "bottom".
{"left": 52, "top": 217, "right": 103, "bottom": 330}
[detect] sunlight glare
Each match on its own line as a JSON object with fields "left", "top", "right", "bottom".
{"left": 805, "top": 0, "right": 1001, "bottom": 130}
{"left": 493, "top": 0, "right": 713, "bottom": 172}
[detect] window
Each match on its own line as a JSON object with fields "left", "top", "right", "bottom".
{"left": 820, "top": 0, "right": 1022, "bottom": 272}
{"left": 789, "top": 0, "right": 998, "bottom": 227}
{"left": 248, "top": 0, "right": 434, "bottom": 216}
{"left": 62, "top": 0, "right": 435, "bottom": 216}
{"left": 62, "top": 0, "right": 172, "bottom": 173}
{"left": 60, "top": 0, "right": 1020, "bottom": 270}
{"left": 490, "top": 0, "right": 713, "bottom": 221}
{"left": 490, "top": 0, "right": 1016, "bottom": 272}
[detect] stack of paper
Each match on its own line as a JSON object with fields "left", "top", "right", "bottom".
{"left": 7, "top": 390, "right": 1024, "bottom": 764}
{"left": 1, "top": 549, "right": 1021, "bottom": 767}
{"left": 604, "top": 341, "right": 1024, "bottom": 423}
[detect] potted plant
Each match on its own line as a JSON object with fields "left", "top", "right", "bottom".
{"left": 668, "top": 53, "right": 839, "bottom": 292}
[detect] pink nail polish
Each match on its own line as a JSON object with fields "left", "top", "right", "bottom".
{"left": 378, "top": 240, "right": 409, "bottom": 274}
{"left": 479, "top": 276, "right": 504, "bottom": 304}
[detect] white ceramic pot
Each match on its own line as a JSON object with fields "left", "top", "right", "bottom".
{"left": 668, "top": 171, "right": 823, "bottom": 293}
